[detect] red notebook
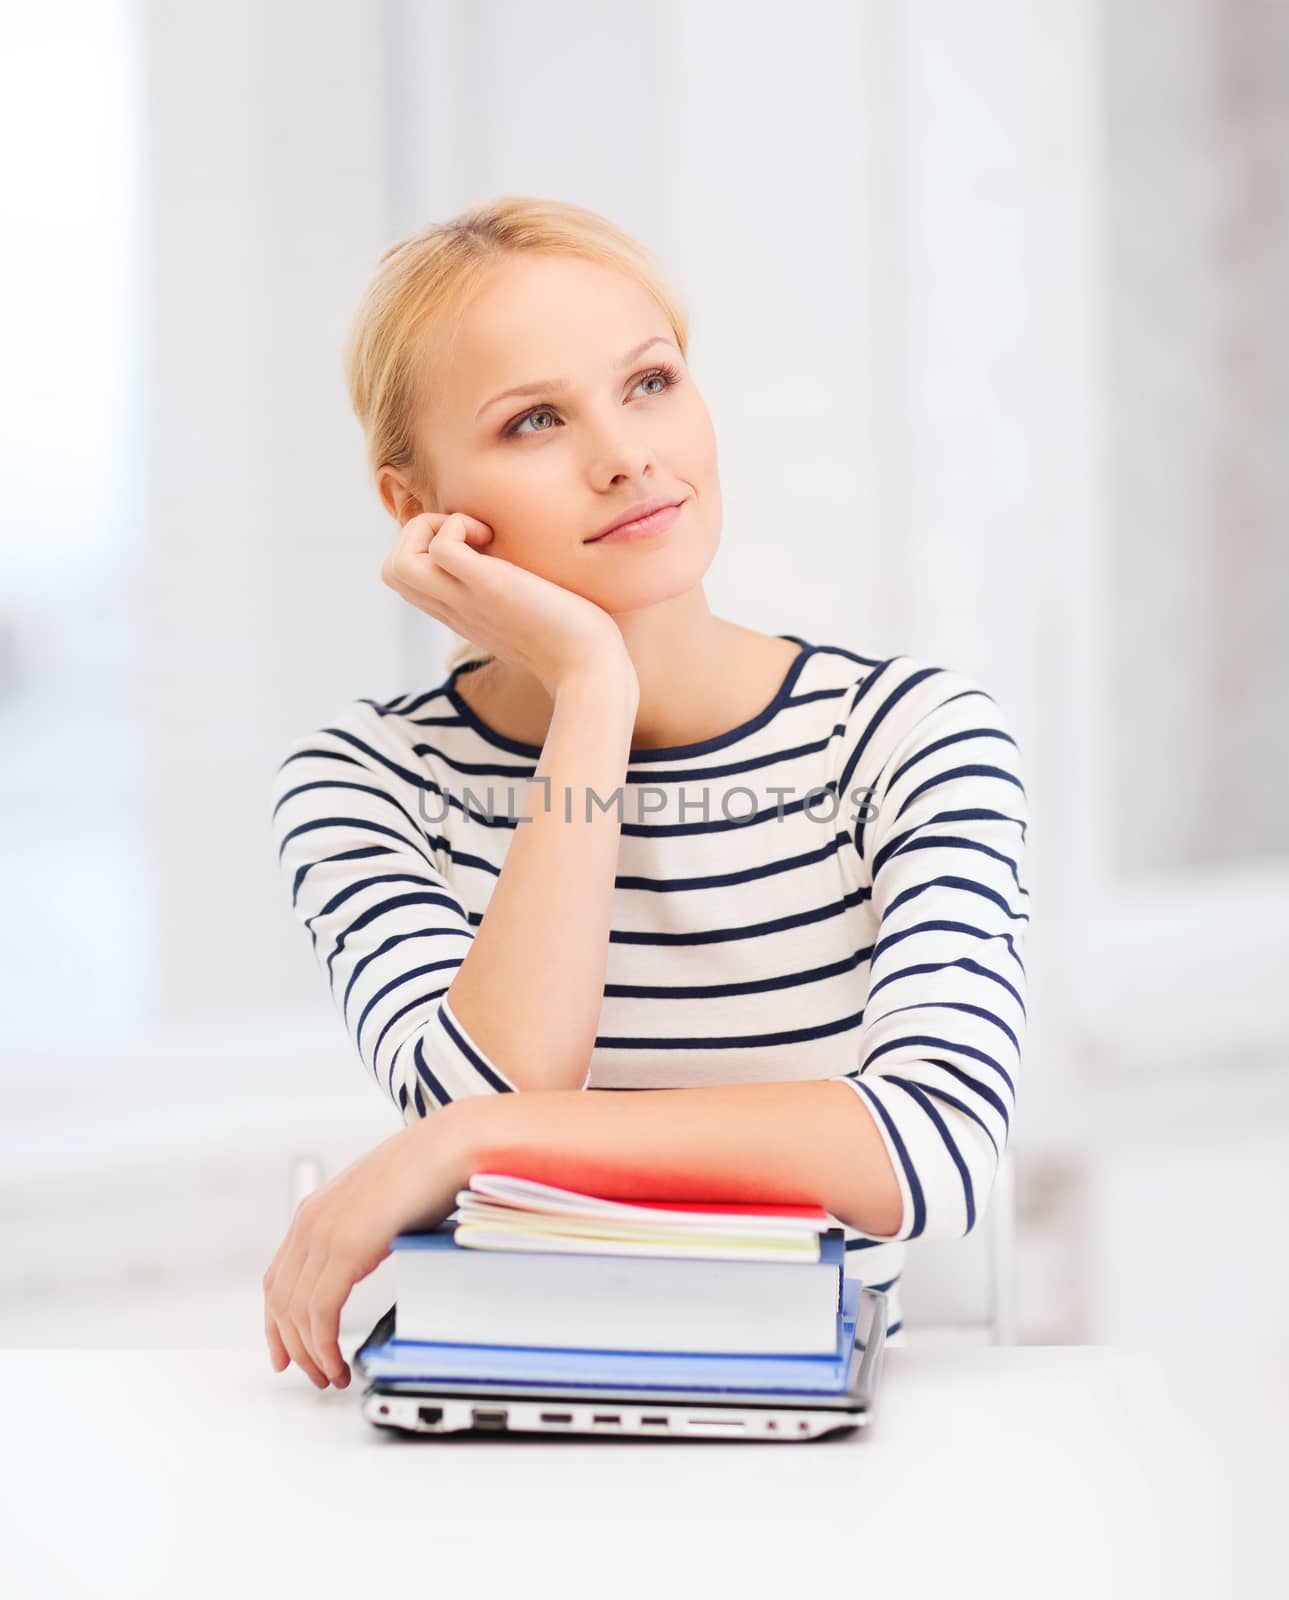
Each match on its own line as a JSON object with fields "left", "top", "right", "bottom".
{"left": 461, "top": 1141, "right": 832, "bottom": 1220}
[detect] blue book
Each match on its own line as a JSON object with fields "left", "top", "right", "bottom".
{"left": 355, "top": 1277, "right": 864, "bottom": 1395}
{"left": 388, "top": 1223, "right": 846, "bottom": 1355}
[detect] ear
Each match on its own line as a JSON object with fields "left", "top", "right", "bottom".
{"left": 378, "top": 467, "right": 432, "bottom": 526}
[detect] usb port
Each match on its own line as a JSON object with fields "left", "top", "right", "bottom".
{"left": 641, "top": 1416, "right": 668, "bottom": 1426}
{"left": 471, "top": 1408, "right": 508, "bottom": 1430}
{"left": 592, "top": 1414, "right": 621, "bottom": 1425}
{"left": 539, "top": 1412, "right": 573, "bottom": 1423}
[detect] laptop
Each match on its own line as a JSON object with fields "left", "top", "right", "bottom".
{"left": 352, "top": 1277, "right": 889, "bottom": 1442}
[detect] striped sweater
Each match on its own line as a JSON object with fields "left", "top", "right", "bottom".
{"left": 269, "top": 636, "right": 1032, "bottom": 1345}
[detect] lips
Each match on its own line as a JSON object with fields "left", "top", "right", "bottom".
{"left": 587, "top": 497, "right": 685, "bottom": 542}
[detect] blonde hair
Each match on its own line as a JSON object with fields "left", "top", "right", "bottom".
{"left": 340, "top": 196, "right": 691, "bottom": 674}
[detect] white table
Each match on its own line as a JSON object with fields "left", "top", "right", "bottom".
{"left": 3, "top": 1343, "right": 1286, "bottom": 1599}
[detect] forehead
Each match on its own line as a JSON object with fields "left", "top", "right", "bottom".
{"left": 426, "top": 254, "right": 670, "bottom": 407}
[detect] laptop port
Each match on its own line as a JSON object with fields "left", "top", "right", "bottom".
{"left": 539, "top": 1412, "right": 573, "bottom": 1423}
{"left": 641, "top": 1416, "right": 668, "bottom": 1426}
{"left": 592, "top": 1414, "right": 621, "bottom": 1425}
{"left": 416, "top": 1406, "right": 443, "bottom": 1426}
{"left": 471, "top": 1408, "right": 508, "bottom": 1430}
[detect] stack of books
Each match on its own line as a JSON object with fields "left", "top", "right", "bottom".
{"left": 357, "top": 1166, "right": 860, "bottom": 1394}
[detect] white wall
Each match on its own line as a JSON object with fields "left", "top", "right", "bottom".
{"left": 3, "top": 0, "right": 1286, "bottom": 1348}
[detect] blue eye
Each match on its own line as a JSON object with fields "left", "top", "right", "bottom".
{"left": 502, "top": 363, "right": 683, "bottom": 439}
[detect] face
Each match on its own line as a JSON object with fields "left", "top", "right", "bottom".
{"left": 383, "top": 253, "right": 722, "bottom": 615}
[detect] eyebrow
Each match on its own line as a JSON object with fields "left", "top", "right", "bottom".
{"left": 475, "top": 336, "right": 679, "bottom": 421}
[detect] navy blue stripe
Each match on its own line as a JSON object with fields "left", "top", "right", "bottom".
{"left": 358, "top": 958, "right": 461, "bottom": 1029}
{"left": 847, "top": 683, "right": 998, "bottom": 811}
{"left": 872, "top": 828, "right": 1026, "bottom": 893}
{"left": 786, "top": 685, "right": 851, "bottom": 708}
{"left": 290, "top": 844, "right": 396, "bottom": 905}
{"left": 362, "top": 971, "right": 455, "bottom": 1063}
{"left": 835, "top": 660, "right": 924, "bottom": 796}
{"left": 615, "top": 835, "right": 845, "bottom": 892}
{"left": 837, "top": 1059, "right": 1011, "bottom": 1133}
{"left": 278, "top": 815, "right": 435, "bottom": 880}
{"left": 887, "top": 724, "right": 1017, "bottom": 790}
{"left": 423, "top": 780, "right": 852, "bottom": 838}
{"left": 323, "top": 890, "right": 464, "bottom": 986}
{"left": 439, "top": 1003, "right": 517, "bottom": 1093}
{"left": 883, "top": 1077, "right": 976, "bottom": 1231}
{"left": 429, "top": 833, "right": 848, "bottom": 892}
{"left": 360, "top": 691, "right": 414, "bottom": 715}
{"left": 277, "top": 746, "right": 365, "bottom": 773}
{"left": 867, "top": 955, "right": 1026, "bottom": 1020}
{"left": 412, "top": 1036, "right": 451, "bottom": 1107}
{"left": 871, "top": 916, "right": 1026, "bottom": 976}
{"left": 801, "top": 639, "right": 886, "bottom": 670}
{"left": 341, "top": 928, "right": 469, "bottom": 1018}
{"left": 924, "top": 1060, "right": 1013, "bottom": 1129}
{"left": 880, "top": 873, "right": 1029, "bottom": 926}
{"left": 442, "top": 639, "right": 818, "bottom": 760}
{"left": 865, "top": 996, "right": 1022, "bottom": 1055}
{"left": 886, "top": 1076, "right": 1001, "bottom": 1160}
{"left": 605, "top": 946, "right": 870, "bottom": 1001}
{"left": 272, "top": 779, "right": 430, "bottom": 859}
{"left": 605, "top": 886, "right": 870, "bottom": 947}
{"left": 615, "top": 792, "right": 840, "bottom": 840}
{"left": 860, "top": 1032, "right": 1016, "bottom": 1101}
{"left": 595, "top": 1007, "right": 865, "bottom": 1052}
{"left": 307, "top": 871, "right": 444, "bottom": 934}
{"left": 368, "top": 686, "right": 441, "bottom": 717}
{"left": 416, "top": 842, "right": 499, "bottom": 880}
{"left": 894, "top": 762, "right": 1027, "bottom": 821}
{"left": 847, "top": 1078, "right": 924, "bottom": 1238}
{"left": 315, "top": 727, "right": 445, "bottom": 793}
{"left": 404, "top": 710, "right": 472, "bottom": 729}
{"left": 413, "top": 733, "right": 839, "bottom": 788}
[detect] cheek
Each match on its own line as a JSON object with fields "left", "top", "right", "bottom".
{"left": 672, "top": 398, "right": 719, "bottom": 473}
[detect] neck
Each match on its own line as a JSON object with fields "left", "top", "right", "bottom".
{"left": 475, "top": 591, "right": 769, "bottom": 750}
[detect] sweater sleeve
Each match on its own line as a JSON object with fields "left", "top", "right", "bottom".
{"left": 829, "top": 660, "right": 1031, "bottom": 1242}
{"left": 268, "top": 706, "right": 520, "bottom": 1122}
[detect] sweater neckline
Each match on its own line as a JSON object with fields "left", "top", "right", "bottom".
{"left": 445, "top": 635, "right": 816, "bottom": 761}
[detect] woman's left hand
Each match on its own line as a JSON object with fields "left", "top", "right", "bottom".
{"left": 262, "top": 1113, "right": 469, "bottom": 1390}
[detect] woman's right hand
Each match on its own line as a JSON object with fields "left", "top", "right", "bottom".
{"left": 381, "top": 510, "right": 635, "bottom": 700}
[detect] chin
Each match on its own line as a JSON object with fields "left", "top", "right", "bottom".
{"left": 588, "top": 549, "right": 717, "bottom": 614}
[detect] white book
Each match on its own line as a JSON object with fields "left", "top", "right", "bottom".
{"left": 391, "top": 1225, "right": 846, "bottom": 1356}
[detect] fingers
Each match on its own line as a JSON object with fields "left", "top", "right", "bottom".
{"left": 265, "top": 1230, "right": 332, "bottom": 1389}
{"left": 307, "top": 1255, "right": 357, "bottom": 1388}
{"left": 265, "top": 1233, "right": 358, "bottom": 1389}
{"left": 264, "top": 1303, "right": 290, "bottom": 1373}
{"left": 279, "top": 1319, "right": 331, "bottom": 1389}
{"left": 287, "top": 1239, "right": 342, "bottom": 1387}
{"left": 405, "top": 509, "right": 493, "bottom": 558}
{"left": 425, "top": 517, "right": 479, "bottom": 576}
{"left": 382, "top": 513, "right": 474, "bottom": 605}
{"left": 380, "top": 512, "right": 497, "bottom": 662}
{"left": 441, "top": 510, "right": 495, "bottom": 546}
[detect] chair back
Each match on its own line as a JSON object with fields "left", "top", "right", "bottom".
{"left": 896, "top": 1147, "right": 1018, "bottom": 1344}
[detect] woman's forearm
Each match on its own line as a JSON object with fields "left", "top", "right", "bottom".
{"left": 442, "top": 664, "right": 638, "bottom": 1094}
{"left": 430, "top": 1076, "right": 905, "bottom": 1237}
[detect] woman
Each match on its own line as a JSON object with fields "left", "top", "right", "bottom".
{"left": 263, "top": 196, "right": 1031, "bottom": 1390}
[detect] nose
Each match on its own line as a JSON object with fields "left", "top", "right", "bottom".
{"left": 586, "top": 418, "right": 658, "bottom": 488}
